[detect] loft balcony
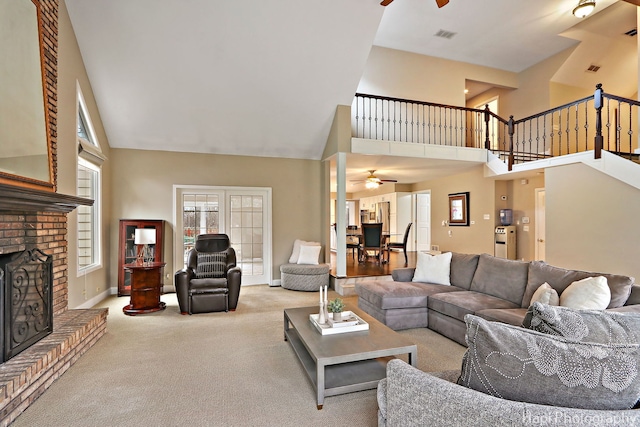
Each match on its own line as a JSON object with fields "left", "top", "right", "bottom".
{"left": 348, "top": 85, "right": 640, "bottom": 185}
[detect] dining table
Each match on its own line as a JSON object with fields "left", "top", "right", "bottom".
{"left": 344, "top": 228, "right": 397, "bottom": 263}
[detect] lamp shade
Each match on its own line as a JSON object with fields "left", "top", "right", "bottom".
{"left": 134, "top": 228, "right": 156, "bottom": 245}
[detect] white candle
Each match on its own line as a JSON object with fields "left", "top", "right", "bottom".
{"left": 319, "top": 285, "right": 323, "bottom": 303}
{"left": 324, "top": 285, "right": 328, "bottom": 303}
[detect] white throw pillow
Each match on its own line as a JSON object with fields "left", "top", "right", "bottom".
{"left": 530, "top": 282, "right": 560, "bottom": 306}
{"left": 412, "top": 251, "right": 452, "bottom": 286}
{"left": 289, "top": 239, "right": 320, "bottom": 263}
{"left": 560, "top": 276, "right": 611, "bottom": 310}
{"left": 297, "top": 244, "right": 321, "bottom": 265}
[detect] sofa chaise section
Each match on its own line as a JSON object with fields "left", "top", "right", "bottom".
{"left": 356, "top": 279, "right": 461, "bottom": 330}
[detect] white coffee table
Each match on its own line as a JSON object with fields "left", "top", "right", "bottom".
{"left": 284, "top": 305, "right": 417, "bottom": 409}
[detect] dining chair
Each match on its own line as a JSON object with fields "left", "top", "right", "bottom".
{"left": 387, "top": 222, "right": 413, "bottom": 266}
{"left": 358, "top": 222, "right": 385, "bottom": 263}
{"left": 346, "top": 225, "right": 359, "bottom": 259}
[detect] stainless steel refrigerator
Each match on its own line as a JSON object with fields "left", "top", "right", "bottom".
{"left": 376, "top": 201, "right": 390, "bottom": 234}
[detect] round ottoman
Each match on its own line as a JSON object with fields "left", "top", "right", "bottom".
{"left": 280, "top": 263, "right": 330, "bottom": 291}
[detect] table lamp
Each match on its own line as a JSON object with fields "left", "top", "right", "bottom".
{"left": 134, "top": 228, "right": 156, "bottom": 264}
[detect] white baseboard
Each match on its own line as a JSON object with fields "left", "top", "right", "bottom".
{"left": 271, "top": 279, "right": 281, "bottom": 287}
{"left": 74, "top": 289, "right": 112, "bottom": 309}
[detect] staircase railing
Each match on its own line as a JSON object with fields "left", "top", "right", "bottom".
{"left": 353, "top": 85, "right": 639, "bottom": 171}
{"left": 595, "top": 84, "right": 640, "bottom": 162}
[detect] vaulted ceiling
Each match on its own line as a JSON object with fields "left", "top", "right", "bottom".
{"left": 65, "top": 0, "right": 635, "bottom": 165}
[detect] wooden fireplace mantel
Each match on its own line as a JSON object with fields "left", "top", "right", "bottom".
{"left": 0, "top": 183, "right": 92, "bottom": 213}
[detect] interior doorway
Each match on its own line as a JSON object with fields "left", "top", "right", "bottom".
{"left": 414, "top": 191, "right": 431, "bottom": 252}
{"left": 475, "top": 97, "right": 499, "bottom": 149}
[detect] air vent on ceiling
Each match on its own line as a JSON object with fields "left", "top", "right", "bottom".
{"left": 434, "top": 29, "right": 456, "bottom": 39}
{"left": 586, "top": 65, "right": 600, "bottom": 73}
{"left": 625, "top": 28, "right": 638, "bottom": 37}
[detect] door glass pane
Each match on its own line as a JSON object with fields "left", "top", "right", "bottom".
{"left": 182, "top": 193, "right": 219, "bottom": 264}
{"left": 229, "top": 194, "right": 264, "bottom": 277}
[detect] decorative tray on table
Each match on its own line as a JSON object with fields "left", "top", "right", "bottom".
{"left": 309, "top": 311, "right": 369, "bottom": 335}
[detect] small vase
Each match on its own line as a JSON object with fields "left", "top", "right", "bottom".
{"left": 318, "top": 302, "right": 326, "bottom": 324}
{"left": 333, "top": 311, "right": 342, "bottom": 321}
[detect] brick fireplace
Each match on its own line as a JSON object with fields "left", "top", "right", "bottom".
{"left": 0, "top": 187, "right": 109, "bottom": 426}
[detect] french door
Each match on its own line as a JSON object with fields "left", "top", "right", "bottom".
{"left": 174, "top": 186, "right": 272, "bottom": 285}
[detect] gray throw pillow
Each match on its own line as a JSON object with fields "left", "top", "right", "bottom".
{"left": 449, "top": 253, "right": 479, "bottom": 290}
{"left": 523, "top": 302, "right": 640, "bottom": 345}
{"left": 459, "top": 314, "right": 640, "bottom": 410}
{"left": 196, "top": 252, "right": 227, "bottom": 278}
{"left": 469, "top": 254, "right": 529, "bottom": 305}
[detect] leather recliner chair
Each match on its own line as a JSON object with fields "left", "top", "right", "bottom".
{"left": 175, "top": 234, "right": 242, "bottom": 314}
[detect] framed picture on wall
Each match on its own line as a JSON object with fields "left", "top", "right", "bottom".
{"left": 448, "top": 192, "right": 469, "bottom": 226}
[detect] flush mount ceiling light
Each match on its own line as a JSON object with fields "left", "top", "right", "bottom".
{"left": 573, "top": 0, "right": 596, "bottom": 18}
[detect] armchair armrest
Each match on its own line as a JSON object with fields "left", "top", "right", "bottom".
{"left": 226, "top": 266, "right": 242, "bottom": 310}
{"left": 175, "top": 267, "right": 195, "bottom": 314}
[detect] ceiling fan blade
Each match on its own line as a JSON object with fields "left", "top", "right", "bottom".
{"left": 380, "top": 179, "right": 398, "bottom": 183}
{"left": 380, "top": 0, "right": 394, "bottom": 6}
{"left": 435, "top": 0, "right": 449, "bottom": 8}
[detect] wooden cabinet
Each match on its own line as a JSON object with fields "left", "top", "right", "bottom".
{"left": 118, "top": 219, "right": 164, "bottom": 296}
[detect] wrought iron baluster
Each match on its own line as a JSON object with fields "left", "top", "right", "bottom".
{"left": 374, "top": 98, "right": 379, "bottom": 140}
{"left": 617, "top": 101, "right": 622, "bottom": 153}
{"left": 368, "top": 97, "right": 372, "bottom": 139}
{"left": 584, "top": 100, "right": 589, "bottom": 152}
{"left": 355, "top": 96, "right": 360, "bottom": 138}
{"left": 628, "top": 104, "right": 634, "bottom": 159}
{"left": 575, "top": 105, "right": 580, "bottom": 153}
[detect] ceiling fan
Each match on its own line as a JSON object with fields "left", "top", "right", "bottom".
{"left": 381, "top": 0, "right": 450, "bottom": 7}
{"left": 351, "top": 170, "right": 398, "bottom": 189}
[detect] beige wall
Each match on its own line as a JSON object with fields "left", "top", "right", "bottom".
{"left": 411, "top": 167, "right": 496, "bottom": 255}
{"left": 546, "top": 163, "right": 640, "bottom": 280}
{"left": 58, "top": 1, "right": 113, "bottom": 308}
{"left": 109, "top": 149, "right": 324, "bottom": 287}
{"left": 358, "top": 46, "right": 518, "bottom": 107}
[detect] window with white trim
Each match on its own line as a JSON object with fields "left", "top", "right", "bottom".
{"left": 77, "top": 86, "right": 105, "bottom": 274}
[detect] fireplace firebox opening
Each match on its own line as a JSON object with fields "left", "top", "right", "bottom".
{"left": 0, "top": 248, "right": 53, "bottom": 363}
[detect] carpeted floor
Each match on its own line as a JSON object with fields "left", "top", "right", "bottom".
{"left": 11, "top": 285, "right": 466, "bottom": 427}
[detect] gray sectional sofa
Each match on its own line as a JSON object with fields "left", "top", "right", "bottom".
{"left": 356, "top": 252, "right": 640, "bottom": 345}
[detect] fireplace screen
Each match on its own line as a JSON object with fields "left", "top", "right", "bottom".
{"left": 0, "top": 249, "right": 53, "bottom": 363}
